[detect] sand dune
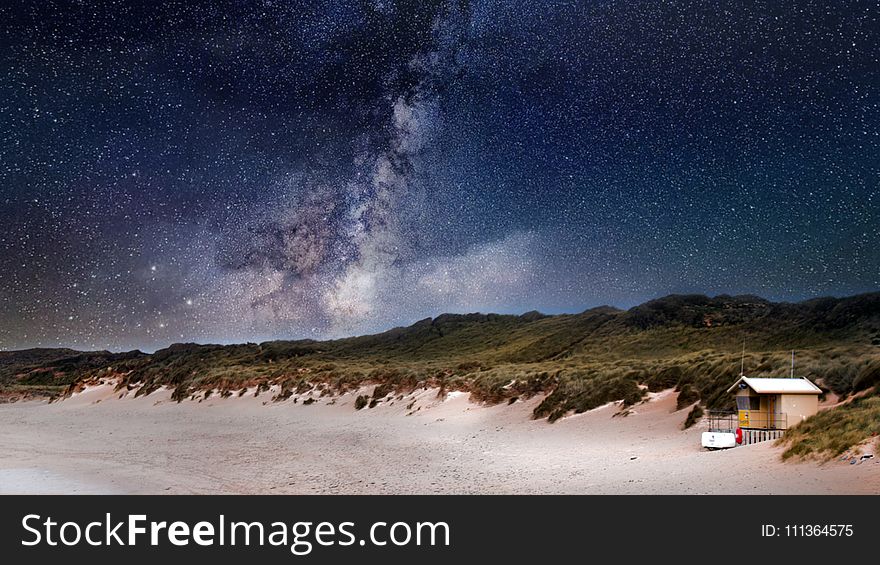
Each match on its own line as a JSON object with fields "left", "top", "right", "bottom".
{"left": 1, "top": 384, "right": 877, "bottom": 494}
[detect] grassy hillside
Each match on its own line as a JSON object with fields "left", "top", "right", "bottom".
{"left": 2, "top": 292, "right": 879, "bottom": 458}
{"left": 0, "top": 348, "right": 146, "bottom": 398}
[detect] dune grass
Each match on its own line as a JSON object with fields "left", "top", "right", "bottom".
{"left": 780, "top": 393, "right": 880, "bottom": 460}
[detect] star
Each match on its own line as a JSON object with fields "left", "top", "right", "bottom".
{"left": 0, "top": 1, "right": 875, "bottom": 351}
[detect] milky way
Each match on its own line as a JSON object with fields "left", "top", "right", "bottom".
{"left": 1, "top": 1, "right": 878, "bottom": 351}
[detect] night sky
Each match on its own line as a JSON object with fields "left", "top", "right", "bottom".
{"left": 1, "top": 1, "right": 877, "bottom": 352}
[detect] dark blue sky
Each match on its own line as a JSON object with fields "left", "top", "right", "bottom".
{"left": 1, "top": 1, "right": 877, "bottom": 351}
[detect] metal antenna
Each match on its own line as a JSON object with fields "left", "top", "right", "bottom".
{"left": 740, "top": 341, "right": 745, "bottom": 376}
{"left": 790, "top": 350, "right": 795, "bottom": 378}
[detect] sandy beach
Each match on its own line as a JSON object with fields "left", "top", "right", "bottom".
{"left": 1, "top": 384, "right": 877, "bottom": 495}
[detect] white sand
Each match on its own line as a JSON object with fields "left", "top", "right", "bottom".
{"left": 1, "top": 385, "right": 877, "bottom": 494}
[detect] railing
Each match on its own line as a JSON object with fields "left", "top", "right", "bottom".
{"left": 704, "top": 410, "right": 788, "bottom": 447}
{"left": 706, "top": 410, "right": 788, "bottom": 431}
{"left": 706, "top": 410, "right": 737, "bottom": 432}
{"left": 740, "top": 412, "right": 787, "bottom": 430}
{"left": 741, "top": 428, "right": 785, "bottom": 445}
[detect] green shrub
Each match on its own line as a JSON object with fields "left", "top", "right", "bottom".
{"left": 372, "top": 383, "right": 393, "bottom": 399}
{"left": 255, "top": 382, "right": 269, "bottom": 397}
{"left": 683, "top": 405, "right": 704, "bottom": 429}
{"left": 534, "top": 374, "right": 645, "bottom": 421}
{"left": 171, "top": 384, "right": 189, "bottom": 403}
{"left": 646, "top": 366, "right": 682, "bottom": 392}
{"left": 676, "top": 384, "right": 700, "bottom": 411}
{"left": 852, "top": 360, "right": 880, "bottom": 392}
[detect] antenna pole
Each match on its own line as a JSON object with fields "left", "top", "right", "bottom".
{"left": 790, "top": 350, "right": 795, "bottom": 378}
{"left": 740, "top": 341, "right": 745, "bottom": 376}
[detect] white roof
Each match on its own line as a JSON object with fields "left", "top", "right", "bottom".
{"left": 726, "top": 376, "right": 822, "bottom": 395}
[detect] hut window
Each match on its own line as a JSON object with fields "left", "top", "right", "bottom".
{"left": 737, "top": 396, "right": 761, "bottom": 410}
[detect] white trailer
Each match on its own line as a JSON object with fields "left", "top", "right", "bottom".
{"left": 701, "top": 411, "right": 740, "bottom": 450}
{"left": 701, "top": 431, "right": 737, "bottom": 449}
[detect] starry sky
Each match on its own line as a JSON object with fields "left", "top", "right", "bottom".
{"left": 1, "top": 1, "right": 878, "bottom": 352}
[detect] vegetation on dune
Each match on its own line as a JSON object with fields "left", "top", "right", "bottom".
{"left": 780, "top": 395, "right": 880, "bottom": 460}
{"left": 534, "top": 372, "right": 645, "bottom": 422}
{"left": 1, "top": 292, "right": 879, "bottom": 458}
{"left": 0, "top": 349, "right": 146, "bottom": 400}
{"left": 354, "top": 395, "right": 369, "bottom": 410}
{"left": 675, "top": 384, "right": 700, "bottom": 411}
{"left": 683, "top": 405, "right": 704, "bottom": 429}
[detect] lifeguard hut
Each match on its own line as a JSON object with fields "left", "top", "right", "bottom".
{"left": 702, "top": 356, "right": 822, "bottom": 448}
{"left": 725, "top": 376, "right": 821, "bottom": 432}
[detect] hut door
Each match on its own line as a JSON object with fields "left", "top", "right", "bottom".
{"left": 767, "top": 395, "right": 776, "bottom": 429}
{"left": 736, "top": 395, "right": 751, "bottom": 428}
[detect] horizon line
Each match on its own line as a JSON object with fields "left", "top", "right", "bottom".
{"left": 2, "top": 289, "right": 877, "bottom": 355}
